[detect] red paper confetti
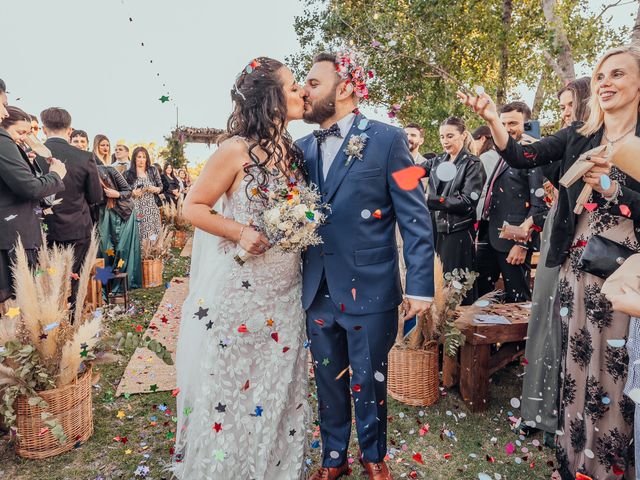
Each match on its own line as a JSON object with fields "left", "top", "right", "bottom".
{"left": 412, "top": 452, "right": 424, "bottom": 464}
{"left": 282, "top": 346, "right": 290, "bottom": 353}
{"left": 171, "top": 388, "right": 180, "bottom": 397}
{"left": 212, "top": 422, "right": 222, "bottom": 432}
{"left": 391, "top": 166, "right": 426, "bottom": 190}
{"left": 135, "top": 324, "right": 143, "bottom": 333}
{"left": 612, "top": 465, "right": 624, "bottom": 475}
{"left": 443, "top": 453, "right": 452, "bottom": 460}
{"left": 352, "top": 384, "right": 361, "bottom": 393}
{"left": 161, "top": 315, "right": 169, "bottom": 323}
{"left": 584, "top": 203, "right": 598, "bottom": 212}
{"left": 314, "top": 319, "right": 325, "bottom": 327}
{"left": 372, "top": 209, "right": 382, "bottom": 219}
{"left": 241, "top": 380, "right": 250, "bottom": 391}
{"left": 351, "top": 288, "right": 357, "bottom": 301}
{"left": 620, "top": 204, "right": 631, "bottom": 217}
{"left": 237, "top": 324, "right": 248, "bottom": 333}
{"left": 271, "top": 332, "right": 279, "bottom": 342}
{"left": 576, "top": 474, "right": 593, "bottom": 480}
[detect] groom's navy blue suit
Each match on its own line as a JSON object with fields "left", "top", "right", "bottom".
{"left": 297, "top": 113, "right": 435, "bottom": 466}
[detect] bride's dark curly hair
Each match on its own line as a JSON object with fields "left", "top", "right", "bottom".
{"left": 221, "top": 57, "right": 304, "bottom": 202}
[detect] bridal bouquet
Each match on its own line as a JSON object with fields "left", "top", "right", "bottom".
{"left": 235, "top": 181, "right": 326, "bottom": 265}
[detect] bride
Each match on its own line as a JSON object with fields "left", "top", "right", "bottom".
{"left": 172, "top": 57, "right": 309, "bottom": 479}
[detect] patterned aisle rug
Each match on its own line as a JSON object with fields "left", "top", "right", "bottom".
{"left": 180, "top": 236, "right": 193, "bottom": 257}
{"left": 116, "top": 277, "right": 188, "bottom": 396}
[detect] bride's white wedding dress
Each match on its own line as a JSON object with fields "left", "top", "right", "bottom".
{"left": 172, "top": 173, "right": 308, "bottom": 480}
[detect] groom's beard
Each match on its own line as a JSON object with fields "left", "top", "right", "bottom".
{"left": 303, "top": 91, "right": 336, "bottom": 124}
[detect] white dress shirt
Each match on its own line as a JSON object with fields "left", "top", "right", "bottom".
{"left": 319, "top": 113, "right": 356, "bottom": 179}
{"left": 319, "top": 113, "right": 432, "bottom": 303}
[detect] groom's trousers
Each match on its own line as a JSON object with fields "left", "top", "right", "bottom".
{"left": 306, "top": 280, "right": 398, "bottom": 467}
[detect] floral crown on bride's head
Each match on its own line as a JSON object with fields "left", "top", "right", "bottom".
{"left": 232, "top": 59, "right": 263, "bottom": 101}
{"left": 335, "top": 52, "right": 374, "bottom": 100}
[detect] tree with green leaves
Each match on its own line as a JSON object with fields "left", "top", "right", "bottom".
{"left": 291, "top": 0, "right": 630, "bottom": 149}
{"left": 159, "top": 135, "right": 188, "bottom": 169}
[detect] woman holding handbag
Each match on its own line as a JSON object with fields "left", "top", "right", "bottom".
{"left": 460, "top": 44, "right": 640, "bottom": 479}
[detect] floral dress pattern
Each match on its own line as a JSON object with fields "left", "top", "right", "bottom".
{"left": 172, "top": 173, "right": 309, "bottom": 480}
{"left": 556, "top": 170, "right": 636, "bottom": 479}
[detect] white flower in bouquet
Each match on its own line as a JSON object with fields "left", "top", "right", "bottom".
{"left": 234, "top": 180, "right": 328, "bottom": 264}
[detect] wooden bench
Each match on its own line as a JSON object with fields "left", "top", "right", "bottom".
{"left": 442, "top": 302, "right": 530, "bottom": 412}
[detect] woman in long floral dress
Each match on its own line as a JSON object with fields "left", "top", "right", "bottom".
{"left": 124, "top": 147, "right": 163, "bottom": 241}
{"left": 460, "top": 44, "right": 640, "bottom": 479}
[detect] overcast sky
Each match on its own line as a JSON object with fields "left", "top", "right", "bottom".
{"left": 2, "top": 0, "right": 636, "bottom": 165}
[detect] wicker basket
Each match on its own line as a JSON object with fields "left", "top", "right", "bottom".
{"left": 15, "top": 367, "right": 94, "bottom": 459}
{"left": 172, "top": 230, "right": 187, "bottom": 249}
{"left": 142, "top": 258, "right": 163, "bottom": 288}
{"left": 388, "top": 344, "right": 439, "bottom": 407}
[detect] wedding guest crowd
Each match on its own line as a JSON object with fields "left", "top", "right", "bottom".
{"left": 0, "top": 77, "right": 187, "bottom": 307}
{"left": 460, "top": 43, "right": 640, "bottom": 479}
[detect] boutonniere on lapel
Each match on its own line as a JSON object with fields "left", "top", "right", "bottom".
{"left": 344, "top": 133, "right": 368, "bottom": 165}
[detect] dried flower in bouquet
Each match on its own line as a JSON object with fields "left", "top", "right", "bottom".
{"left": 141, "top": 226, "right": 174, "bottom": 260}
{"left": 401, "top": 256, "right": 478, "bottom": 357}
{"left": 162, "top": 197, "right": 191, "bottom": 232}
{"left": 234, "top": 179, "right": 327, "bottom": 264}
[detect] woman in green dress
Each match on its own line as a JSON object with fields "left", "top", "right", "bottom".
{"left": 95, "top": 135, "right": 142, "bottom": 289}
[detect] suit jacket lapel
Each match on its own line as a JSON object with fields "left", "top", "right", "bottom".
{"left": 304, "top": 137, "right": 320, "bottom": 190}
{"left": 324, "top": 113, "right": 370, "bottom": 203}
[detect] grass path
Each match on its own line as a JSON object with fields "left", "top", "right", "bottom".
{"left": 0, "top": 250, "right": 555, "bottom": 480}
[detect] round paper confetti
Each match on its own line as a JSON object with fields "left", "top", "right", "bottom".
{"left": 435, "top": 162, "right": 457, "bottom": 182}
{"left": 478, "top": 474, "right": 492, "bottom": 480}
{"left": 329, "top": 450, "right": 340, "bottom": 459}
{"left": 536, "top": 415, "right": 542, "bottom": 423}
{"left": 470, "top": 191, "right": 479, "bottom": 201}
{"left": 607, "top": 339, "right": 626, "bottom": 348}
{"left": 559, "top": 307, "right": 569, "bottom": 317}
{"left": 584, "top": 449, "right": 595, "bottom": 459}
{"left": 374, "top": 371, "right": 385, "bottom": 382}
{"left": 510, "top": 397, "right": 521, "bottom": 408}
{"left": 398, "top": 412, "right": 405, "bottom": 418}
{"left": 361, "top": 209, "right": 371, "bottom": 219}
{"left": 602, "top": 396, "right": 611, "bottom": 405}
{"left": 534, "top": 188, "right": 545, "bottom": 198}
{"left": 514, "top": 457, "right": 522, "bottom": 464}
{"left": 475, "top": 299, "right": 490, "bottom": 307}
{"left": 475, "top": 85, "right": 485, "bottom": 95}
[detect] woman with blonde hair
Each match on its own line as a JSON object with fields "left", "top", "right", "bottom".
{"left": 460, "top": 44, "right": 640, "bottom": 479}
{"left": 92, "top": 134, "right": 110, "bottom": 166}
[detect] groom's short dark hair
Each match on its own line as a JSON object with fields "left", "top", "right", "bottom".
{"left": 313, "top": 52, "right": 341, "bottom": 84}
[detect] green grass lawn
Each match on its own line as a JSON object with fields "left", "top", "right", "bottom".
{"left": 0, "top": 251, "right": 555, "bottom": 480}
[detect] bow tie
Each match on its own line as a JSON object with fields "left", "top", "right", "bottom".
{"left": 313, "top": 123, "right": 341, "bottom": 144}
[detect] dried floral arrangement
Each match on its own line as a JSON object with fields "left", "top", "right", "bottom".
{"left": 141, "top": 227, "right": 174, "bottom": 261}
{"left": 396, "top": 256, "right": 478, "bottom": 357}
{"left": 161, "top": 196, "right": 191, "bottom": 232}
{"left": 0, "top": 233, "right": 172, "bottom": 444}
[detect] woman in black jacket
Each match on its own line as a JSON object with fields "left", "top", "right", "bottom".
{"left": 460, "top": 44, "right": 640, "bottom": 480}
{"left": 161, "top": 163, "right": 180, "bottom": 205}
{"left": 124, "top": 147, "right": 163, "bottom": 241}
{"left": 424, "top": 117, "right": 485, "bottom": 304}
{"left": 97, "top": 150, "right": 142, "bottom": 289}
{"left": 0, "top": 106, "right": 66, "bottom": 303}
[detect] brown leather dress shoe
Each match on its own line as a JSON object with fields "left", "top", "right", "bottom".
{"left": 360, "top": 460, "right": 393, "bottom": 480}
{"left": 309, "top": 462, "right": 349, "bottom": 480}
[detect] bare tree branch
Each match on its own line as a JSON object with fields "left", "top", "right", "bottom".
{"left": 594, "top": 0, "right": 636, "bottom": 22}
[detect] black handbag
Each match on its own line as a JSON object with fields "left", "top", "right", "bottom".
{"left": 578, "top": 234, "right": 636, "bottom": 279}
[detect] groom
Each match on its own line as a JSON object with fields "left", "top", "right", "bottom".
{"left": 298, "top": 52, "right": 435, "bottom": 480}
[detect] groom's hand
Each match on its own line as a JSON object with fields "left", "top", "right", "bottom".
{"left": 401, "top": 298, "right": 431, "bottom": 321}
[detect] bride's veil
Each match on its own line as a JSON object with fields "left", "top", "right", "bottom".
{"left": 173, "top": 199, "right": 234, "bottom": 456}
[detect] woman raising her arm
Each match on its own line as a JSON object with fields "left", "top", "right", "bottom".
{"left": 460, "top": 44, "right": 640, "bottom": 480}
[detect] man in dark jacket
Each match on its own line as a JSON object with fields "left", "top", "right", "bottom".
{"left": 37, "top": 107, "right": 103, "bottom": 308}
{"left": 476, "top": 102, "right": 549, "bottom": 302}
